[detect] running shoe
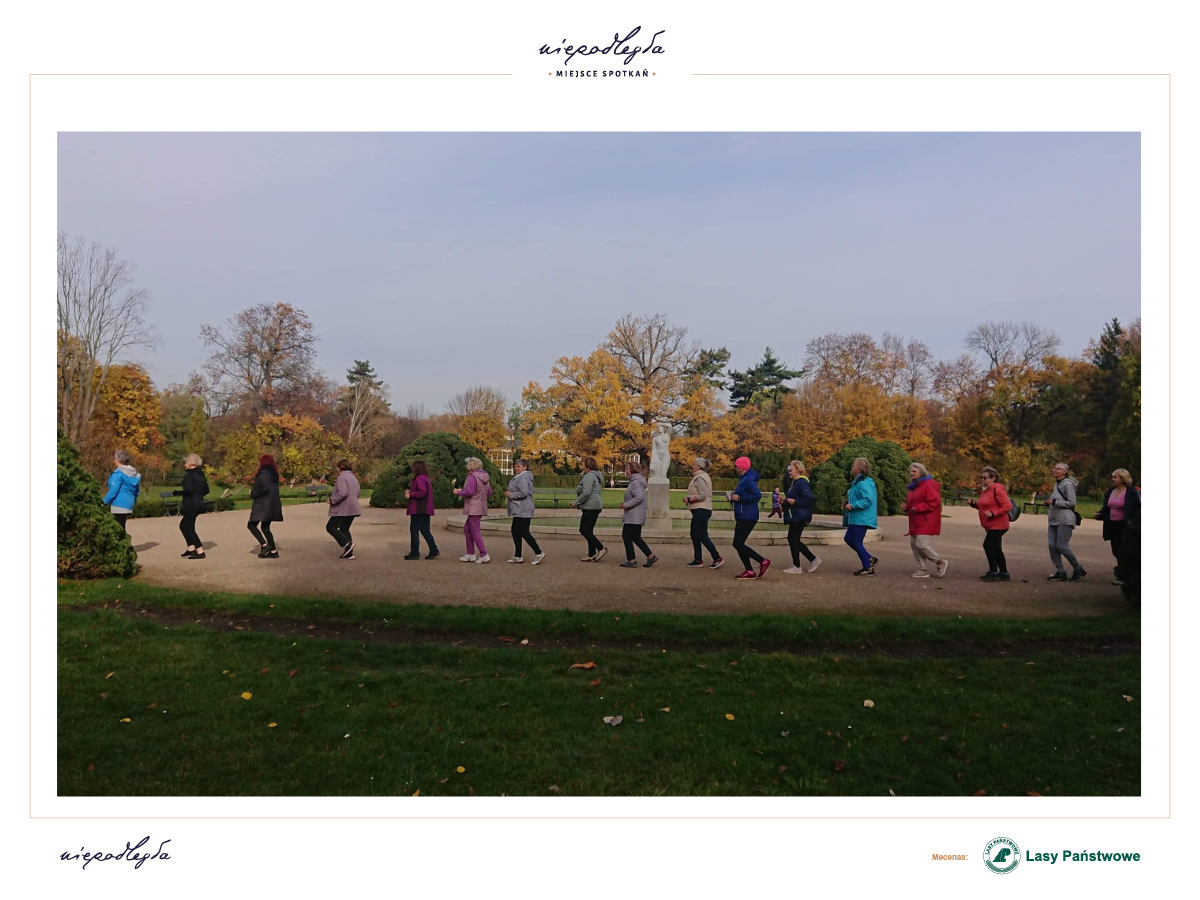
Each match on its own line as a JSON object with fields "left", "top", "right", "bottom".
{"left": 757, "top": 558, "right": 772, "bottom": 578}
{"left": 936, "top": 559, "right": 950, "bottom": 578}
{"left": 532, "top": 552, "right": 546, "bottom": 565}
{"left": 709, "top": 557, "right": 725, "bottom": 569}
{"left": 807, "top": 557, "right": 822, "bottom": 573}
{"left": 735, "top": 570, "right": 758, "bottom": 579}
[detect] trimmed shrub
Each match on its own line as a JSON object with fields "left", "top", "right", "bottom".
{"left": 810, "top": 437, "right": 913, "bottom": 517}
{"left": 58, "top": 430, "right": 137, "bottom": 579}
{"left": 748, "top": 448, "right": 806, "bottom": 481}
{"left": 129, "top": 494, "right": 234, "bottom": 518}
{"left": 371, "top": 432, "right": 506, "bottom": 510}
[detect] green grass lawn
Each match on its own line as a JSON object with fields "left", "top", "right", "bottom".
{"left": 58, "top": 581, "right": 1140, "bottom": 797}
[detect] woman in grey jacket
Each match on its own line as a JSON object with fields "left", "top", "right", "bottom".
{"left": 1046, "top": 462, "right": 1086, "bottom": 582}
{"left": 505, "top": 458, "right": 545, "bottom": 564}
{"left": 619, "top": 461, "right": 659, "bottom": 568}
{"left": 570, "top": 456, "right": 608, "bottom": 562}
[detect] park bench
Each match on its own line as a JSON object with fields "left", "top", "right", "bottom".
{"left": 157, "top": 491, "right": 216, "bottom": 515}
{"left": 306, "top": 485, "right": 331, "bottom": 503}
{"left": 532, "top": 487, "right": 577, "bottom": 508}
{"left": 1023, "top": 491, "right": 1051, "bottom": 515}
{"left": 943, "top": 489, "right": 975, "bottom": 506}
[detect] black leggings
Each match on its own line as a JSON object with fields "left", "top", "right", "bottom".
{"left": 512, "top": 517, "right": 542, "bottom": 557}
{"left": 732, "top": 519, "right": 764, "bottom": 570}
{"left": 787, "top": 520, "right": 816, "bottom": 566}
{"left": 622, "top": 523, "right": 653, "bottom": 560}
{"left": 579, "top": 509, "right": 604, "bottom": 556}
{"left": 113, "top": 513, "right": 129, "bottom": 533}
{"left": 327, "top": 515, "right": 355, "bottom": 548}
{"left": 248, "top": 519, "right": 276, "bottom": 551}
{"left": 983, "top": 530, "right": 1008, "bottom": 573}
{"left": 690, "top": 508, "right": 719, "bottom": 561}
{"left": 1107, "top": 520, "right": 1126, "bottom": 562}
{"left": 180, "top": 512, "right": 201, "bottom": 548}
{"left": 409, "top": 514, "right": 438, "bottom": 554}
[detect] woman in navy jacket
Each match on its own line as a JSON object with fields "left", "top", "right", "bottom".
{"left": 1094, "top": 468, "right": 1140, "bottom": 585}
{"left": 782, "top": 460, "right": 821, "bottom": 574}
{"left": 729, "top": 456, "right": 771, "bottom": 579}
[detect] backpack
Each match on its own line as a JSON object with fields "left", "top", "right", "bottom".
{"left": 1007, "top": 505, "right": 1021, "bottom": 523}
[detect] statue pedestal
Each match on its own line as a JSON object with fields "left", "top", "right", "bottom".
{"left": 646, "top": 478, "right": 672, "bottom": 532}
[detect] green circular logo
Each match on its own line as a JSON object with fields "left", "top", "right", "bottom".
{"left": 983, "top": 837, "right": 1021, "bottom": 874}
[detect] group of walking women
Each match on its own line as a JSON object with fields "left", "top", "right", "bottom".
{"left": 103, "top": 448, "right": 1138, "bottom": 586}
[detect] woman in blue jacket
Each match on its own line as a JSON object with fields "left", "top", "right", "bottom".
{"left": 842, "top": 456, "right": 879, "bottom": 576}
{"left": 729, "top": 456, "right": 771, "bottom": 579}
{"left": 782, "top": 460, "right": 821, "bottom": 574}
{"left": 101, "top": 449, "right": 141, "bottom": 533}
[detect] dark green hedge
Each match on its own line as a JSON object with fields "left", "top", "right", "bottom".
{"left": 810, "top": 437, "right": 912, "bottom": 517}
{"left": 58, "top": 430, "right": 137, "bottom": 579}
{"left": 371, "top": 432, "right": 506, "bottom": 510}
{"left": 129, "top": 495, "right": 234, "bottom": 518}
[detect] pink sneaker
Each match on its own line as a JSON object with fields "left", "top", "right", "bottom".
{"left": 757, "top": 558, "right": 772, "bottom": 578}
{"left": 735, "top": 570, "right": 758, "bottom": 580}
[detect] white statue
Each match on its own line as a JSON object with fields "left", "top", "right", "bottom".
{"left": 649, "top": 425, "right": 671, "bottom": 481}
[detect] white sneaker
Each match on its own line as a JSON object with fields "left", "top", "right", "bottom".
{"left": 459, "top": 554, "right": 477, "bottom": 562}
{"left": 532, "top": 552, "right": 546, "bottom": 565}
{"left": 507, "top": 556, "right": 524, "bottom": 564}
{"left": 475, "top": 554, "right": 491, "bottom": 564}
{"left": 936, "top": 559, "right": 950, "bottom": 578}
{"left": 783, "top": 566, "right": 806, "bottom": 575}
{"left": 807, "top": 557, "right": 822, "bottom": 573}
{"left": 911, "top": 570, "right": 930, "bottom": 578}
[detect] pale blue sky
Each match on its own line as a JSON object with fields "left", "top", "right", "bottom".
{"left": 57, "top": 132, "right": 1140, "bottom": 409}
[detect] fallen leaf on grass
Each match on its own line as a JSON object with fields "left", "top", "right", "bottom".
{"left": 499, "top": 702, "right": 509, "bottom": 708}
{"left": 1002, "top": 723, "right": 1008, "bottom": 729}
{"left": 119, "top": 718, "right": 131, "bottom": 723}
{"left": 901, "top": 735, "right": 909, "bottom": 742}
{"left": 834, "top": 760, "right": 846, "bottom": 772}
{"left": 705, "top": 688, "right": 714, "bottom": 694}
{"left": 660, "top": 708, "right": 671, "bottom": 713}
{"left": 520, "top": 639, "right": 529, "bottom": 645}
{"left": 548, "top": 785, "right": 560, "bottom": 792}
{"left": 589, "top": 678, "right": 601, "bottom": 687}
{"left": 973, "top": 790, "right": 987, "bottom": 796}
{"left": 863, "top": 699, "right": 875, "bottom": 708}
{"left": 268, "top": 722, "right": 277, "bottom": 728}
{"left": 289, "top": 670, "right": 299, "bottom": 678}
{"left": 728, "top": 661, "right": 738, "bottom": 666}
{"left": 1117, "top": 727, "right": 1125, "bottom": 733}
{"left": 88, "top": 764, "right": 95, "bottom": 772}
{"left": 240, "top": 692, "right": 252, "bottom": 700}
{"left": 440, "top": 778, "right": 449, "bottom": 784}
{"left": 1123, "top": 695, "right": 1134, "bottom": 702}
{"left": 696, "top": 664, "right": 707, "bottom": 669}
{"left": 498, "top": 636, "right": 515, "bottom": 643}
{"left": 146, "top": 703, "right": 158, "bottom": 709}
{"left": 725, "top": 714, "right": 736, "bottom": 721}
{"left": 456, "top": 766, "right": 466, "bottom": 774}
{"left": 636, "top": 715, "right": 645, "bottom": 723}
{"left": 105, "top": 672, "right": 115, "bottom": 679}
{"left": 306, "top": 625, "right": 316, "bottom": 630}
{"left": 753, "top": 750, "right": 763, "bottom": 755}
{"left": 1026, "top": 791, "right": 1042, "bottom": 796}
{"left": 388, "top": 702, "right": 399, "bottom": 708}
{"left": 781, "top": 731, "right": 790, "bottom": 738}
{"left": 98, "top": 692, "right": 108, "bottom": 699}
{"left": 569, "top": 662, "right": 596, "bottom": 670}
{"left": 603, "top": 716, "right": 623, "bottom": 726}
{"left": 412, "top": 790, "right": 420, "bottom": 797}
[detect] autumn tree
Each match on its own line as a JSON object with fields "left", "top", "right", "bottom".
{"left": 682, "top": 347, "right": 732, "bottom": 392}
{"left": 57, "top": 233, "right": 158, "bottom": 445}
{"left": 603, "top": 313, "right": 699, "bottom": 433}
{"left": 214, "top": 413, "right": 344, "bottom": 486}
{"left": 964, "top": 320, "right": 1060, "bottom": 369}
{"left": 79, "top": 364, "right": 168, "bottom": 479}
{"left": 338, "top": 359, "right": 390, "bottom": 448}
{"left": 804, "top": 332, "right": 882, "bottom": 386}
{"left": 200, "top": 302, "right": 318, "bottom": 415}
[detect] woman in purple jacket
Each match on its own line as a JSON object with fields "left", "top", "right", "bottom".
{"left": 326, "top": 458, "right": 362, "bottom": 560}
{"left": 403, "top": 459, "right": 440, "bottom": 560}
{"left": 452, "top": 457, "right": 492, "bottom": 564}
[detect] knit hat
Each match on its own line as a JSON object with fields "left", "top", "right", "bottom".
{"left": 735, "top": 456, "right": 751, "bottom": 471}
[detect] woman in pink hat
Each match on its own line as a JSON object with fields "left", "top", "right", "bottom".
{"left": 728, "top": 456, "right": 771, "bottom": 579}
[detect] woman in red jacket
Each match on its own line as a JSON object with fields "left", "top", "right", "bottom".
{"left": 969, "top": 466, "right": 1013, "bottom": 581}
{"left": 902, "top": 463, "right": 948, "bottom": 578}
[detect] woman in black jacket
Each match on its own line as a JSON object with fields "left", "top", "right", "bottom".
{"left": 174, "top": 453, "right": 210, "bottom": 559}
{"left": 248, "top": 454, "right": 284, "bottom": 558}
{"left": 782, "top": 460, "right": 821, "bottom": 574}
{"left": 1094, "top": 468, "right": 1140, "bottom": 585}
